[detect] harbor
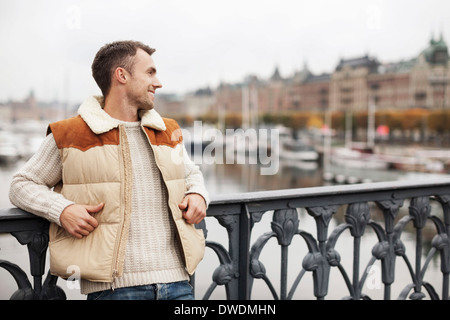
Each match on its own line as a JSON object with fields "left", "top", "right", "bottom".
{"left": 2, "top": 118, "right": 450, "bottom": 188}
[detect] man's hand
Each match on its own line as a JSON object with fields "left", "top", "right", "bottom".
{"left": 178, "top": 194, "right": 206, "bottom": 225}
{"left": 60, "top": 203, "right": 103, "bottom": 239}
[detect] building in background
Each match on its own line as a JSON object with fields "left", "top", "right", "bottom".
{"left": 213, "top": 34, "right": 450, "bottom": 117}
{"left": 1, "top": 35, "right": 448, "bottom": 126}
{"left": 0, "top": 91, "right": 76, "bottom": 125}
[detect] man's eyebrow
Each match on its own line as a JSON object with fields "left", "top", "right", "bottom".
{"left": 147, "top": 67, "right": 157, "bottom": 73}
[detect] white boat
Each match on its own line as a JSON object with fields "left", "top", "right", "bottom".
{"left": 279, "top": 138, "right": 319, "bottom": 162}
{"left": 331, "top": 147, "right": 389, "bottom": 170}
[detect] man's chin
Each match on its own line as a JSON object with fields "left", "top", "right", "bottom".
{"left": 138, "top": 102, "right": 155, "bottom": 111}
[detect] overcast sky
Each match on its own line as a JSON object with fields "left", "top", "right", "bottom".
{"left": 1, "top": 0, "right": 449, "bottom": 104}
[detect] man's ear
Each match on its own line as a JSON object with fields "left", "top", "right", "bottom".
{"left": 114, "top": 67, "right": 128, "bottom": 84}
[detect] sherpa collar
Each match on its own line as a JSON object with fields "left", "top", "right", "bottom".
{"left": 78, "top": 96, "right": 167, "bottom": 134}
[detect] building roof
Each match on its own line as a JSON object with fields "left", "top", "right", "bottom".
{"left": 270, "top": 66, "right": 283, "bottom": 81}
{"left": 292, "top": 62, "right": 312, "bottom": 83}
{"left": 335, "top": 55, "right": 380, "bottom": 72}
{"left": 421, "top": 33, "right": 448, "bottom": 65}
{"left": 306, "top": 73, "right": 331, "bottom": 83}
{"left": 377, "top": 58, "right": 416, "bottom": 74}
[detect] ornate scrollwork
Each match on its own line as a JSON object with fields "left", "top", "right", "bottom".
{"left": 409, "top": 291, "right": 426, "bottom": 300}
{"left": 0, "top": 260, "right": 37, "bottom": 300}
{"left": 409, "top": 196, "right": 431, "bottom": 229}
{"left": 372, "top": 241, "right": 390, "bottom": 259}
{"left": 215, "top": 214, "right": 239, "bottom": 233}
{"left": 251, "top": 211, "right": 265, "bottom": 229}
{"left": 212, "top": 263, "right": 235, "bottom": 285}
{"left": 203, "top": 240, "right": 237, "bottom": 300}
{"left": 302, "top": 252, "right": 322, "bottom": 271}
{"left": 345, "top": 202, "right": 370, "bottom": 237}
{"left": 0, "top": 226, "right": 65, "bottom": 300}
{"left": 271, "top": 209, "right": 299, "bottom": 246}
{"left": 41, "top": 271, "right": 66, "bottom": 300}
{"left": 0, "top": 260, "right": 65, "bottom": 300}
{"left": 306, "top": 205, "right": 340, "bottom": 242}
{"left": 4, "top": 181, "right": 450, "bottom": 300}
{"left": 435, "top": 194, "right": 450, "bottom": 228}
{"left": 429, "top": 217, "right": 450, "bottom": 275}
{"left": 326, "top": 248, "right": 341, "bottom": 266}
{"left": 376, "top": 198, "right": 404, "bottom": 233}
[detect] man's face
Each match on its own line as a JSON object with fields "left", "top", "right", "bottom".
{"left": 126, "top": 48, "right": 162, "bottom": 111}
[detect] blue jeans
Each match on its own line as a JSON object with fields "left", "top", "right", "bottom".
{"left": 87, "top": 280, "right": 194, "bottom": 300}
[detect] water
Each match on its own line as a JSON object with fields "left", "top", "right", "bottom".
{"left": 0, "top": 155, "right": 447, "bottom": 300}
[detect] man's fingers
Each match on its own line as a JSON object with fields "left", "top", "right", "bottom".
{"left": 182, "top": 205, "right": 205, "bottom": 225}
{"left": 180, "top": 194, "right": 207, "bottom": 225}
{"left": 178, "top": 200, "right": 188, "bottom": 210}
{"left": 83, "top": 203, "right": 103, "bottom": 228}
{"left": 60, "top": 203, "right": 103, "bottom": 238}
{"left": 85, "top": 203, "right": 104, "bottom": 213}
{"left": 77, "top": 227, "right": 90, "bottom": 237}
{"left": 72, "top": 218, "right": 96, "bottom": 238}
{"left": 81, "top": 220, "right": 95, "bottom": 232}
{"left": 85, "top": 214, "right": 99, "bottom": 228}
{"left": 182, "top": 208, "right": 194, "bottom": 223}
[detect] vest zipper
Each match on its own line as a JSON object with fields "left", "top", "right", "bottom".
{"left": 110, "top": 125, "right": 132, "bottom": 284}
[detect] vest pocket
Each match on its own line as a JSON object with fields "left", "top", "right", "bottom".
{"left": 49, "top": 223, "right": 120, "bottom": 282}
{"left": 49, "top": 222, "right": 71, "bottom": 243}
{"left": 174, "top": 219, "right": 206, "bottom": 275}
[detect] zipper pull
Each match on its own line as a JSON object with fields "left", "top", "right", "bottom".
{"left": 111, "top": 270, "right": 119, "bottom": 292}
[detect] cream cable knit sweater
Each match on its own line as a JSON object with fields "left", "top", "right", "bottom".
{"left": 9, "top": 120, "right": 207, "bottom": 295}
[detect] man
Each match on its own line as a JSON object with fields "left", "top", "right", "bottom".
{"left": 9, "top": 40, "right": 209, "bottom": 300}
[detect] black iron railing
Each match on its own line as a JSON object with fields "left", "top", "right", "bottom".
{"left": 2, "top": 178, "right": 450, "bottom": 300}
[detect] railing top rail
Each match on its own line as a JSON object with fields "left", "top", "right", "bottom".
{"left": 207, "top": 178, "right": 450, "bottom": 215}
{"left": 210, "top": 178, "right": 450, "bottom": 204}
{"left": 0, "top": 207, "right": 37, "bottom": 221}
{"left": 2, "top": 177, "right": 450, "bottom": 300}
{"left": 2, "top": 178, "right": 450, "bottom": 219}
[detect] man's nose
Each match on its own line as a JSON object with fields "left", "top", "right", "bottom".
{"left": 154, "top": 77, "right": 162, "bottom": 89}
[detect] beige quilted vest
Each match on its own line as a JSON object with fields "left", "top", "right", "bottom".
{"left": 47, "top": 102, "right": 205, "bottom": 283}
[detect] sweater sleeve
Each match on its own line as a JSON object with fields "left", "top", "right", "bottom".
{"left": 182, "top": 144, "right": 210, "bottom": 208}
{"left": 8, "top": 133, "right": 74, "bottom": 226}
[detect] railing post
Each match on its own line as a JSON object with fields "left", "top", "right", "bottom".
{"left": 11, "top": 227, "right": 49, "bottom": 297}
{"left": 0, "top": 209, "right": 65, "bottom": 299}
{"left": 238, "top": 204, "right": 251, "bottom": 299}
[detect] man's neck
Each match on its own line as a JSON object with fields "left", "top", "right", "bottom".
{"left": 103, "top": 94, "right": 139, "bottom": 122}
